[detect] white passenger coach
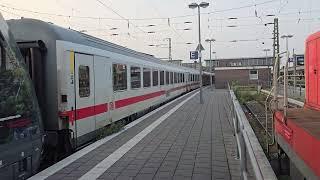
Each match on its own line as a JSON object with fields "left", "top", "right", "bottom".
{"left": 7, "top": 18, "right": 209, "bottom": 159}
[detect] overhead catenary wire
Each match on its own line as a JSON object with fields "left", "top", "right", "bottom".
{"left": 2, "top": 3, "right": 320, "bottom": 24}
{"left": 94, "top": 0, "right": 146, "bottom": 33}
{"left": 0, "top": 0, "right": 288, "bottom": 21}
{"left": 1, "top": 0, "right": 318, "bottom": 60}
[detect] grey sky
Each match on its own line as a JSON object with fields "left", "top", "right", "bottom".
{"left": 1, "top": 0, "right": 319, "bottom": 62}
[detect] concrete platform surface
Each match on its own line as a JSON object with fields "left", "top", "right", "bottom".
{"left": 31, "top": 89, "right": 241, "bottom": 180}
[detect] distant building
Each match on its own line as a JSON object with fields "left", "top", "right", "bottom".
{"left": 204, "top": 56, "right": 273, "bottom": 68}
{"left": 169, "top": 60, "right": 183, "bottom": 66}
{"left": 209, "top": 56, "right": 273, "bottom": 89}
{"left": 182, "top": 61, "right": 201, "bottom": 70}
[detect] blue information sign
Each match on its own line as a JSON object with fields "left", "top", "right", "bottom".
{"left": 190, "top": 51, "right": 198, "bottom": 60}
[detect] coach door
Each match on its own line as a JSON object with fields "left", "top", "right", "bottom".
{"left": 74, "top": 53, "right": 96, "bottom": 142}
{"left": 94, "top": 56, "right": 112, "bottom": 129}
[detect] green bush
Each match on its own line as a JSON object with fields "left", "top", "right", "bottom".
{"left": 234, "top": 85, "right": 262, "bottom": 103}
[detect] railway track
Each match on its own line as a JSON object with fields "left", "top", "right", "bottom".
{"left": 244, "top": 100, "right": 273, "bottom": 138}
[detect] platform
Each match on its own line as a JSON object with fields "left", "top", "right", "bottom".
{"left": 30, "top": 89, "right": 241, "bottom": 180}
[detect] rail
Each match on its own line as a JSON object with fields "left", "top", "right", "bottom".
{"left": 228, "top": 85, "right": 277, "bottom": 180}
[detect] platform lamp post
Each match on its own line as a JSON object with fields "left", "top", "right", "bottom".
{"left": 281, "top": 34, "right": 293, "bottom": 118}
{"left": 205, "top": 38, "right": 215, "bottom": 91}
{"left": 189, "top": 2, "right": 209, "bottom": 104}
{"left": 263, "top": 49, "right": 271, "bottom": 88}
{"left": 212, "top": 51, "right": 216, "bottom": 89}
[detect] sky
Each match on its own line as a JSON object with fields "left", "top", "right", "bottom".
{"left": 0, "top": 0, "right": 320, "bottom": 63}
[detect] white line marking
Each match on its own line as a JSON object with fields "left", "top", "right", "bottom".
{"left": 79, "top": 92, "right": 198, "bottom": 180}
{"left": 28, "top": 90, "right": 197, "bottom": 180}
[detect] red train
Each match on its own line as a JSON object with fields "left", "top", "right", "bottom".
{"left": 274, "top": 31, "right": 320, "bottom": 179}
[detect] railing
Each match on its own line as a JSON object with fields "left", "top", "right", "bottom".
{"left": 228, "top": 85, "right": 277, "bottom": 180}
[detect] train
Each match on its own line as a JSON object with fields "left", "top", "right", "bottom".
{"left": 0, "top": 14, "right": 213, "bottom": 179}
{"left": 273, "top": 31, "right": 320, "bottom": 179}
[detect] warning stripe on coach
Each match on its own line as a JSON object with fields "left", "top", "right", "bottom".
{"left": 59, "top": 84, "right": 198, "bottom": 122}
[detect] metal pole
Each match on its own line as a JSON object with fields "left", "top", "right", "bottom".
{"left": 198, "top": 6, "right": 203, "bottom": 104}
{"left": 265, "top": 50, "right": 269, "bottom": 87}
{"left": 273, "top": 54, "right": 279, "bottom": 110}
{"left": 293, "top": 49, "right": 296, "bottom": 95}
{"left": 209, "top": 41, "right": 213, "bottom": 91}
{"left": 169, "top": 38, "right": 172, "bottom": 61}
{"left": 284, "top": 37, "right": 289, "bottom": 118}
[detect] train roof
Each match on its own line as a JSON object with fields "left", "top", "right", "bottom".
{"left": 7, "top": 18, "right": 204, "bottom": 74}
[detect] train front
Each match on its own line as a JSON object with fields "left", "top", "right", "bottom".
{"left": 0, "top": 13, "right": 43, "bottom": 179}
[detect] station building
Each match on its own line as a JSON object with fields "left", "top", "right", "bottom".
{"left": 205, "top": 56, "right": 273, "bottom": 89}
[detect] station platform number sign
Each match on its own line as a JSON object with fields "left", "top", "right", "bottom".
{"left": 190, "top": 51, "right": 198, "bottom": 60}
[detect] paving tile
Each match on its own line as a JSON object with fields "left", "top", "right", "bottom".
{"left": 154, "top": 171, "right": 175, "bottom": 179}
{"left": 193, "top": 167, "right": 211, "bottom": 175}
{"left": 98, "top": 172, "right": 120, "bottom": 180}
{"left": 139, "top": 167, "right": 158, "bottom": 174}
{"left": 46, "top": 90, "right": 247, "bottom": 180}
{"left": 192, "top": 173, "right": 211, "bottom": 180}
{"left": 46, "top": 174, "right": 66, "bottom": 180}
{"left": 134, "top": 173, "right": 155, "bottom": 180}
{"left": 173, "top": 175, "right": 192, "bottom": 180}
{"left": 115, "top": 176, "right": 134, "bottom": 180}
{"left": 107, "top": 165, "right": 128, "bottom": 173}
{"left": 174, "top": 169, "right": 193, "bottom": 177}
{"left": 119, "top": 169, "right": 140, "bottom": 177}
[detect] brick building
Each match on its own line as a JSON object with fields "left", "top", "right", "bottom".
{"left": 205, "top": 57, "right": 273, "bottom": 89}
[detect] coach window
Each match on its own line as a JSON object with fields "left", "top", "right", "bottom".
{"left": 174, "top": 72, "right": 177, "bottom": 84}
{"left": 153, "top": 70, "right": 159, "bottom": 86}
{"left": 182, "top": 74, "right": 185, "bottom": 82}
{"left": 130, "top": 66, "right": 141, "bottom": 89}
{"left": 170, "top": 72, "right": 173, "bottom": 84}
{"left": 160, "top": 71, "right": 165, "bottom": 85}
{"left": 143, "top": 68, "right": 151, "bottom": 87}
{"left": 166, "top": 71, "right": 170, "bottom": 84}
{"left": 79, "top": 65, "right": 90, "bottom": 97}
{"left": 113, "top": 64, "right": 127, "bottom": 91}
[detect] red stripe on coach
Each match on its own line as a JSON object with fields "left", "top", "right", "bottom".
{"left": 60, "top": 84, "right": 195, "bottom": 122}
{"left": 76, "top": 103, "right": 108, "bottom": 120}
{"left": 115, "top": 91, "right": 165, "bottom": 109}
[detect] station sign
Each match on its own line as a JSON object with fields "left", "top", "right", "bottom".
{"left": 190, "top": 51, "right": 198, "bottom": 60}
{"left": 296, "top": 55, "right": 304, "bottom": 65}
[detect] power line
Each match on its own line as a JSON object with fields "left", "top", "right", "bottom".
{"left": 94, "top": 0, "right": 146, "bottom": 33}
{"left": 0, "top": 0, "right": 291, "bottom": 21}
{"left": 2, "top": 3, "right": 320, "bottom": 24}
